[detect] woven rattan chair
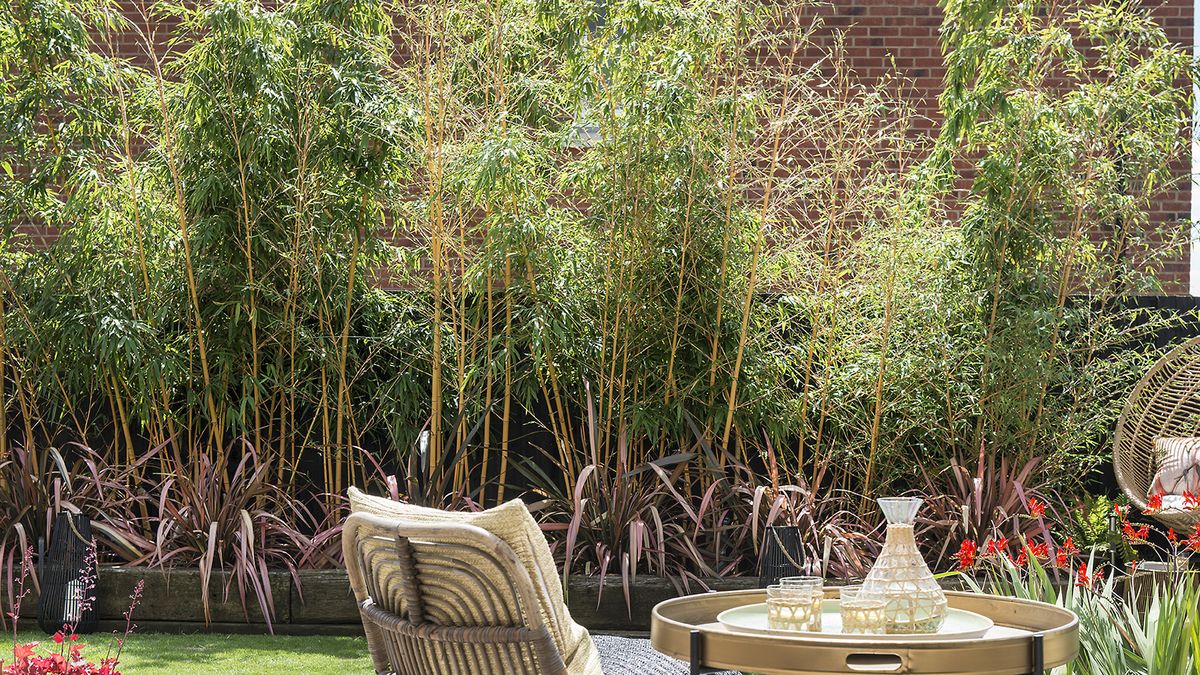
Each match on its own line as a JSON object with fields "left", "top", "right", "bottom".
{"left": 343, "top": 512, "right": 569, "bottom": 674}
{"left": 1115, "top": 334, "right": 1200, "bottom": 531}
{"left": 343, "top": 511, "right": 707, "bottom": 675}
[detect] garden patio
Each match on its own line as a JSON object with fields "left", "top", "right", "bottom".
{"left": 3, "top": 0, "right": 1200, "bottom": 672}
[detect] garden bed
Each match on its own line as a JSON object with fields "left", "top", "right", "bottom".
{"left": 16, "top": 567, "right": 987, "bottom": 634}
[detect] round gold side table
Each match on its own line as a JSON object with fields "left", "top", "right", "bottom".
{"left": 650, "top": 589, "right": 1078, "bottom": 675}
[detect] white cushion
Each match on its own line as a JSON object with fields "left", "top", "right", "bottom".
{"left": 1150, "top": 437, "right": 1200, "bottom": 497}
{"left": 348, "top": 487, "right": 601, "bottom": 674}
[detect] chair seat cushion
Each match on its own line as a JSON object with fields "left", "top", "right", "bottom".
{"left": 592, "top": 634, "right": 737, "bottom": 675}
{"left": 1150, "top": 437, "right": 1200, "bottom": 497}
{"left": 348, "top": 487, "right": 602, "bottom": 674}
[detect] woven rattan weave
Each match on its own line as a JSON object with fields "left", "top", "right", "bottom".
{"left": 343, "top": 512, "right": 568, "bottom": 675}
{"left": 1114, "top": 335, "right": 1200, "bottom": 530}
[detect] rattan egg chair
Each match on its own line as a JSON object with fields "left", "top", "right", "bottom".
{"left": 1114, "top": 334, "right": 1200, "bottom": 531}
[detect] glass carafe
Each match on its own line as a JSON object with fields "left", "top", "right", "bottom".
{"left": 859, "top": 497, "right": 947, "bottom": 634}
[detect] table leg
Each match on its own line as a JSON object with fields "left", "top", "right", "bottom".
{"left": 690, "top": 630, "right": 702, "bottom": 675}
{"left": 1031, "top": 632, "right": 1044, "bottom": 675}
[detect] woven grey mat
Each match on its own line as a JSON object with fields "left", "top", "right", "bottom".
{"left": 592, "top": 634, "right": 738, "bottom": 675}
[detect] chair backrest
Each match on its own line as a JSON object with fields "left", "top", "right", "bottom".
{"left": 342, "top": 512, "right": 568, "bottom": 675}
{"left": 1115, "top": 334, "right": 1200, "bottom": 530}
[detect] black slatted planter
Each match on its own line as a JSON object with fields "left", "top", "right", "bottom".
{"left": 36, "top": 513, "right": 98, "bottom": 634}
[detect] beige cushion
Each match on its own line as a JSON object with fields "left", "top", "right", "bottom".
{"left": 1150, "top": 437, "right": 1200, "bottom": 497}
{"left": 348, "top": 487, "right": 601, "bottom": 675}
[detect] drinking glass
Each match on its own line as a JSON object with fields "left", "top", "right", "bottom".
{"left": 779, "top": 576, "right": 823, "bottom": 630}
{"left": 839, "top": 585, "right": 887, "bottom": 634}
{"left": 766, "top": 582, "right": 822, "bottom": 632}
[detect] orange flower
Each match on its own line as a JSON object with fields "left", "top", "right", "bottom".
{"left": 1145, "top": 493, "right": 1163, "bottom": 514}
{"left": 1027, "top": 498, "right": 1046, "bottom": 519}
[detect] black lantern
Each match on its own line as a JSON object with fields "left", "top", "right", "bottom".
{"left": 36, "top": 513, "right": 98, "bottom": 634}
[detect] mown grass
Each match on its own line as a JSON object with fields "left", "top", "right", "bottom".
{"left": 10, "top": 631, "right": 373, "bottom": 674}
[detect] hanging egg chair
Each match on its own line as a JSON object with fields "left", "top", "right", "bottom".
{"left": 1114, "top": 334, "right": 1200, "bottom": 531}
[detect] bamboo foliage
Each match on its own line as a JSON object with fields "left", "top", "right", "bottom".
{"left": 0, "top": 0, "right": 1194, "bottom": 512}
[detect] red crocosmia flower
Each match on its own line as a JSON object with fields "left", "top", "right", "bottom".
{"left": 1014, "top": 549, "right": 1029, "bottom": 566}
{"left": 1028, "top": 541, "right": 1050, "bottom": 560}
{"left": 1122, "top": 520, "right": 1149, "bottom": 545}
{"left": 52, "top": 631, "right": 65, "bottom": 644}
{"left": 1027, "top": 498, "right": 1046, "bottom": 519}
{"left": 1145, "top": 493, "right": 1163, "bottom": 514}
{"left": 68, "top": 634, "right": 79, "bottom": 642}
{"left": 983, "top": 537, "right": 1008, "bottom": 558}
{"left": 1169, "top": 528, "right": 1179, "bottom": 544}
{"left": 1187, "top": 524, "right": 1200, "bottom": 552}
{"left": 1076, "top": 563, "right": 1104, "bottom": 590}
{"left": 952, "top": 539, "right": 977, "bottom": 571}
{"left": 1183, "top": 491, "right": 1200, "bottom": 509}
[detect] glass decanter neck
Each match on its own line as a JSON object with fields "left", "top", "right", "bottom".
{"left": 877, "top": 497, "right": 923, "bottom": 525}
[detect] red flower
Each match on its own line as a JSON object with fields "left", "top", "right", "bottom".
{"left": 52, "top": 631, "right": 65, "bottom": 644}
{"left": 1053, "top": 536, "right": 1078, "bottom": 568}
{"left": 1145, "top": 493, "right": 1163, "bottom": 514}
{"left": 1187, "top": 525, "right": 1200, "bottom": 552}
{"left": 982, "top": 537, "right": 1008, "bottom": 558}
{"left": 1122, "top": 520, "right": 1149, "bottom": 545}
{"left": 1014, "top": 549, "right": 1028, "bottom": 566}
{"left": 1169, "top": 528, "right": 1179, "bottom": 544}
{"left": 1028, "top": 541, "right": 1050, "bottom": 560}
{"left": 1027, "top": 498, "right": 1046, "bottom": 519}
{"left": 1076, "top": 563, "right": 1104, "bottom": 590}
{"left": 1186, "top": 492, "right": 1200, "bottom": 510}
{"left": 951, "top": 539, "right": 977, "bottom": 571}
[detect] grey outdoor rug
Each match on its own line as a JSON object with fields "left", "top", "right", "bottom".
{"left": 592, "top": 633, "right": 739, "bottom": 675}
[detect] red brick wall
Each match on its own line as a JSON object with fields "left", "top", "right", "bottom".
{"left": 32, "top": 0, "right": 1197, "bottom": 292}
{"left": 799, "top": 0, "right": 1194, "bottom": 293}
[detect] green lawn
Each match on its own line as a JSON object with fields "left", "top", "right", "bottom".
{"left": 11, "top": 631, "right": 373, "bottom": 674}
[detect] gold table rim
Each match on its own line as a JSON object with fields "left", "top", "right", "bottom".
{"left": 650, "top": 589, "right": 1080, "bottom": 675}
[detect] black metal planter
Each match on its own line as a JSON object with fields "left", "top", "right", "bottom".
{"left": 757, "top": 525, "right": 806, "bottom": 587}
{"left": 36, "top": 513, "right": 99, "bottom": 634}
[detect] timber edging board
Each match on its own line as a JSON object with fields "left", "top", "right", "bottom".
{"left": 17, "top": 567, "right": 977, "bottom": 635}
